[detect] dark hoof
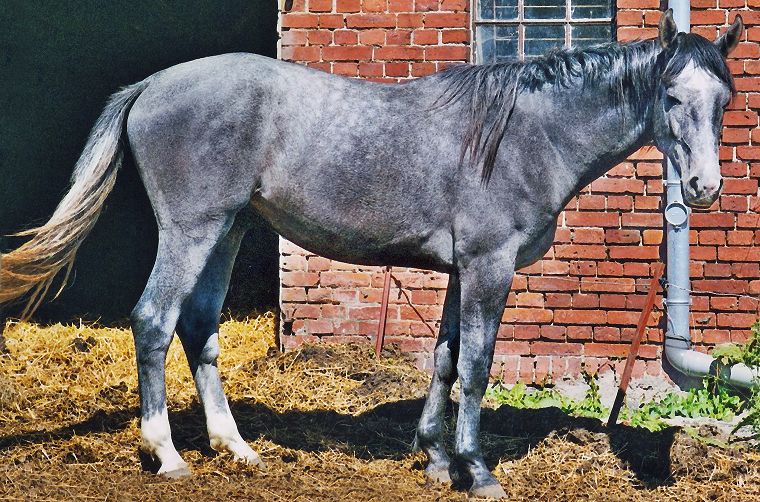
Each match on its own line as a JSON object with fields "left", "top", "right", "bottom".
{"left": 161, "top": 465, "right": 192, "bottom": 479}
{"left": 425, "top": 466, "right": 452, "bottom": 484}
{"left": 468, "top": 482, "right": 507, "bottom": 499}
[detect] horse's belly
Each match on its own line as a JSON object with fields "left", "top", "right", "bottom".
{"left": 251, "top": 195, "right": 454, "bottom": 272}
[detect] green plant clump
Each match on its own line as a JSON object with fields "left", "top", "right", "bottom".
{"left": 488, "top": 374, "right": 745, "bottom": 433}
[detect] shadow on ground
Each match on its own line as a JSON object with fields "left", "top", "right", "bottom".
{"left": 0, "top": 398, "right": 679, "bottom": 488}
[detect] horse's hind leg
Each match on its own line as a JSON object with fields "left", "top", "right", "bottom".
{"left": 175, "top": 217, "right": 263, "bottom": 468}
{"left": 131, "top": 215, "right": 235, "bottom": 477}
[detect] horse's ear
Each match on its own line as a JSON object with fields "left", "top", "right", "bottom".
{"left": 716, "top": 15, "right": 743, "bottom": 57}
{"left": 659, "top": 9, "right": 678, "bottom": 49}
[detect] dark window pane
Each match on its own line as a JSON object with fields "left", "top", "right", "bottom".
{"left": 570, "top": 0, "right": 612, "bottom": 19}
{"left": 524, "top": 0, "right": 565, "bottom": 20}
{"left": 571, "top": 24, "right": 612, "bottom": 48}
{"left": 524, "top": 24, "right": 565, "bottom": 58}
{"left": 479, "top": 0, "right": 518, "bottom": 20}
{"left": 477, "top": 25, "right": 518, "bottom": 63}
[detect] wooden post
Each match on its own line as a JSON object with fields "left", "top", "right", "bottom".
{"left": 607, "top": 262, "right": 665, "bottom": 427}
{"left": 375, "top": 266, "right": 392, "bottom": 359}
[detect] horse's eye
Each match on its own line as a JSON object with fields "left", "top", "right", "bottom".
{"left": 664, "top": 94, "right": 681, "bottom": 112}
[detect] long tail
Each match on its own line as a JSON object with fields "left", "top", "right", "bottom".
{"left": 0, "top": 79, "right": 151, "bottom": 318}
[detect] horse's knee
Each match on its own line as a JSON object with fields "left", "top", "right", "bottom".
{"left": 433, "top": 343, "right": 456, "bottom": 385}
{"left": 198, "top": 332, "right": 220, "bottom": 366}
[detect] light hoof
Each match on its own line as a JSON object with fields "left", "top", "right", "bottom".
{"left": 425, "top": 466, "right": 452, "bottom": 484}
{"left": 159, "top": 464, "right": 192, "bottom": 479}
{"left": 468, "top": 482, "right": 508, "bottom": 499}
{"left": 236, "top": 450, "right": 267, "bottom": 471}
{"left": 213, "top": 437, "right": 267, "bottom": 471}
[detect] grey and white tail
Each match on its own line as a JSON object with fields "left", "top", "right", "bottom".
{"left": 0, "top": 79, "right": 150, "bottom": 318}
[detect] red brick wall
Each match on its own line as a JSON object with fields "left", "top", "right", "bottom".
{"left": 277, "top": 0, "right": 760, "bottom": 383}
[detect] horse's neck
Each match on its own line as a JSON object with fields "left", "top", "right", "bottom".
{"left": 532, "top": 76, "right": 655, "bottom": 207}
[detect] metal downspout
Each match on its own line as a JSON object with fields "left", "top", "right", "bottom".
{"left": 662, "top": 0, "right": 760, "bottom": 388}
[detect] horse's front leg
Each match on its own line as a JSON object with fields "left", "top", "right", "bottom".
{"left": 452, "top": 251, "right": 514, "bottom": 499}
{"left": 416, "top": 271, "right": 460, "bottom": 483}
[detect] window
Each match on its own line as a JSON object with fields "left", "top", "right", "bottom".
{"left": 474, "top": 0, "right": 614, "bottom": 64}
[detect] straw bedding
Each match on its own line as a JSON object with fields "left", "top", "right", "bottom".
{"left": 0, "top": 312, "right": 758, "bottom": 501}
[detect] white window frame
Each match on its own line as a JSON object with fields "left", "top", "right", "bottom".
{"left": 471, "top": 0, "right": 616, "bottom": 63}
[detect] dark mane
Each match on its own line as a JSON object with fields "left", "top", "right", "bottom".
{"left": 439, "top": 35, "right": 733, "bottom": 183}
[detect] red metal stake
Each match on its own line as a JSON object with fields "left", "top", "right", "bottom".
{"left": 607, "top": 262, "right": 665, "bottom": 427}
{"left": 375, "top": 266, "right": 392, "bottom": 359}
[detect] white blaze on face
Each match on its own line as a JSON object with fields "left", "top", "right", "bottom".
{"left": 670, "top": 62, "right": 728, "bottom": 205}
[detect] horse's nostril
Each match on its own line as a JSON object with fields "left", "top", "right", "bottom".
{"left": 689, "top": 176, "right": 700, "bottom": 192}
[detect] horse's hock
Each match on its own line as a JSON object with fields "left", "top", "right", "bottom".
{"left": 277, "top": 2, "right": 760, "bottom": 387}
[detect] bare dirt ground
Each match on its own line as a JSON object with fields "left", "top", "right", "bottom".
{"left": 0, "top": 313, "right": 758, "bottom": 501}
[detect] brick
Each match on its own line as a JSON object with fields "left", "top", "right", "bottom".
{"left": 581, "top": 277, "right": 635, "bottom": 293}
{"left": 690, "top": 212, "right": 735, "bottom": 228}
{"left": 425, "top": 45, "right": 469, "bottom": 60}
{"left": 281, "top": 30, "right": 308, "bottom": 45}
{"left": 502, "top": 308, "right": 553, "bottom": 323}
{"left": 725, "top": 111, "right": 759, "bottom": 126}
{"left": 442, "top": 28, "right": 469, "bottom": 43}
{"left": 282, "top": 13, "right": 320, "bottom": 28}
{"left": 716, "top": 313, "right": 756, "bottom": 329}
{"left": 280, "top": 45, "right": 321, "bottom": 61}
{"left": 621, "top": 213, "right": 662, "bottom": 227}
{"left": 388, "top": 0, "right": 414, "bottom": 10}
{"left": 605, "top": 229, "right": 640, "bottom": 244}
{"left": 565, "top": 211, "right": 619, "bottom": 227}
{"left": 594, "top": 326, "right": 620, "bottom": 341}
{"left": 590, "top": 178, "right": 645, "bottom": 194}
{"left": 531, "top": 342, "right": 583, "bottom": 356}
{"left": 424, "top": 12, "right": 467, "bottom": 27}
{"left": 322, "top": 45, "right": 372, "bottom": 61}
{"left": 347, "top": 13, "right": 396, "bottom": 27}
{"left": 691, "top": 10, "right": 725, "bottom": 25}
{"left": 554, "top": 310, "right": 606, "bottom": 325}
{"left": 541, "top": 325, "right": 566, "bottom": 340}
{"left": 608, "top": 246, "right": 660, "bottom": 260}
{"left": 573, "top": 228, "right": 604, "bottom": 244}
{"left": 617, "top": 10, "right": 643, "bottom": 26}
{"left": 585, "top": 343, "right": 629, "bottom": 358}
{"left": 413, "top": 29, "right": 439, "bottom": 45}
{"left": 337, "top": 0, "right": 362, "bottom": 11}
{"left": 514, "top": 325, "right": 540, "bottom": 340}
{"left": 364, "top": 0, "right": 388, "bottom": 12}
{"left": 567, "top": 325, "right": 593, "bottom": 340}
{"left": 554, "top": 244, "right": 607, "bottom": 259}
{"left": 495, "top": 341, "right": 531, "bottom": 355}
{"left": 320, "top": 13, "right": 346, "bottom": 28}
{"left": 528, "top": 277, "right": 579, "bottom": 292}
{"left": 321, "top": 271, "right": 371, "bottom": 287}
{"left": 358, "top": 28, "right": 386, "bottom": 44}
{"left": 375, "top": 45, "right": 425, "bottom": 60}
{"left": 441, "top": 0, "right": 466, "bottom": 8}
{"left": 397, "top": 13, "right": 424, "bottom": 27}
{"left": 387, "top": 29, "right": 412, "bottom": 44}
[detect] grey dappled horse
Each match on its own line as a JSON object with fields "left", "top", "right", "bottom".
{"left": 0, "top": 11, "right": 743, "bottom": 497}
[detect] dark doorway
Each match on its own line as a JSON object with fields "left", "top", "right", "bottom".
{"left": 0, "top": 1, "right": 279, "bottom": 322}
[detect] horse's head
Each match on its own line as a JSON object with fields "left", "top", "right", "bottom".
{"left": 652, "top": 10, "right": 743, "bottom": 208}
